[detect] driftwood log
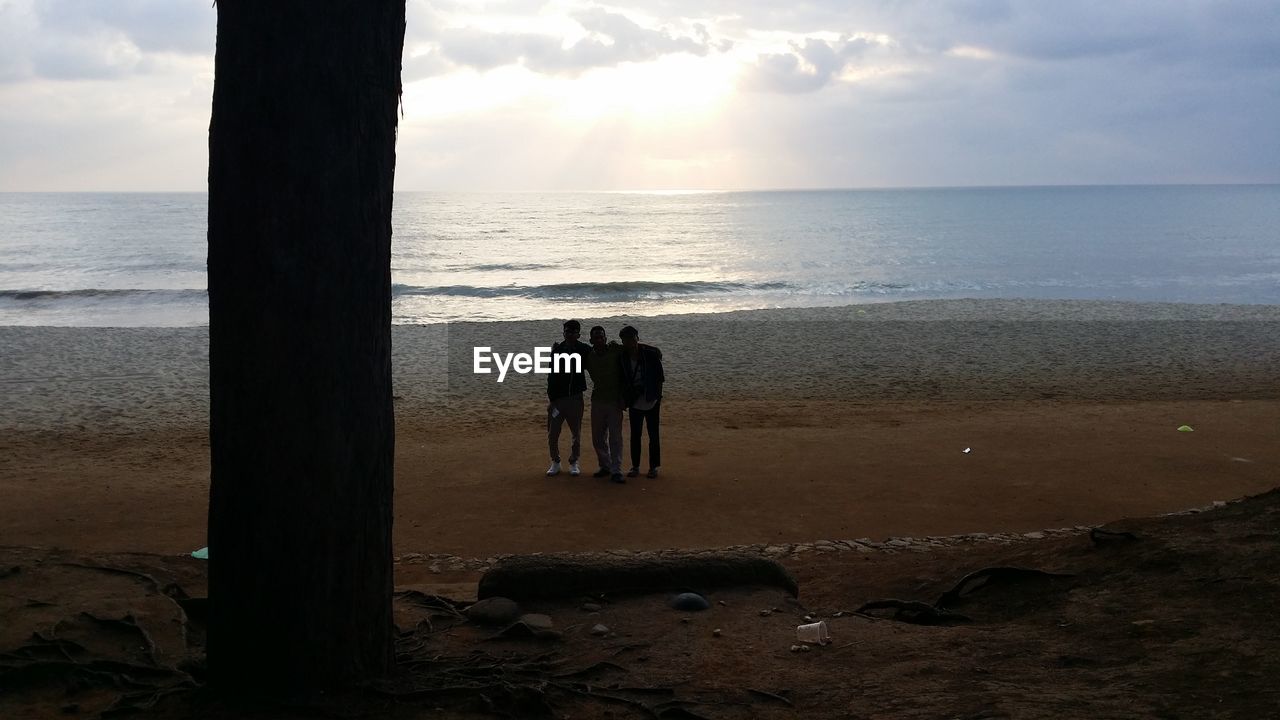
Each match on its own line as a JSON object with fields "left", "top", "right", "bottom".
{"left": 478, "top": 552, "right": 799, "bottom": 601}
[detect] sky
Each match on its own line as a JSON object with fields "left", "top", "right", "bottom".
{"left": 1, "top": 0, "right": 1278, "bottom": 191}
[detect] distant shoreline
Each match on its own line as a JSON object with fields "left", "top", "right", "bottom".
{"left": 4, "top": 183, "right": 1280, "bottom": 194}
{"left": 5, "top": 295, "right": 1280, "bottom": 330}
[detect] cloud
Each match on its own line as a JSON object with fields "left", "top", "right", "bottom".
{"left": 3, "top": 0, "right": 1280, "bottom": 190}
{"left": 29, "top": 32, "right": 151, "bottom": 80}
{"left": 742, "top": 36, "right": 875, "bottom": 94}
{"left": 35, "top": 0, "right": 213, "bottom": 56}
{"left": 403, "top": 49, "right": 451, "bottom": 82}
{"left": 1, "top": 0, "right": 212, "bottom": 83}
{"left": 572, "top": 7, "right": 709, "bottom": 59}
{"left": 436, "top": 8, "right": 723, "bottom": 76}
{"left": 436, "top": 28, "right": 557, "bottom": 72}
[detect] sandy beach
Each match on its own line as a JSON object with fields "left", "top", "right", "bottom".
{"left": 2, "top": 299, "right": 1278, "bottom": 558}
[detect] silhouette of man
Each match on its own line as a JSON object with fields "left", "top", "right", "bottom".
{"left": 546, "top": 319, "right": 589, "bottom": 476}
{"left": 621, "top": 325, "right": 664, "bottom": 479}
{"left": 584, "top": 325, "right": 626, "bottom": 484}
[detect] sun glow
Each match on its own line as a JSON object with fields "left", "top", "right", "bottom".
{"left": 553, "top": 53, "right": 738, "bottom": 123}
{"left": 402, "top": 51, "right": 737, "bottom": 129}
{"left": 402, "top": 65, "right": 541, "bottom": 119}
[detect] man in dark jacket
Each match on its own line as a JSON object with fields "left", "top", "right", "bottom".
{"left": 620, "top": 325, "right": 664, "bottom": 479}
{"left": 546, "top": 319, "right": 590, "bottom": 476}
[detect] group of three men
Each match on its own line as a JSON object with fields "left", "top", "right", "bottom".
{"left": 546, "top": 320, "right": 664, "bottom": 484}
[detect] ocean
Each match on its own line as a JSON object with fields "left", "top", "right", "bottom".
{"left": 1, "top": 186, "right": 1278, "bottom": 326}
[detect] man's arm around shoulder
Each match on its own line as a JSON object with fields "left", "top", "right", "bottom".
{"left": 646, "top": 344, "right": 665, "bottom": 383}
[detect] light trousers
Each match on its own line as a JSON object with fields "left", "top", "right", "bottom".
{"left": 591, "top": 400, "right": 624, "bottom": 473}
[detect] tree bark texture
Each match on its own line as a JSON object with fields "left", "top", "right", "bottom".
{"left": 207, "top": 0, "right": 405, "bottom": 693}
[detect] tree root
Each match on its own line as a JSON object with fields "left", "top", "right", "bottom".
{"left": 854, "top": 599, "right": 972, "bottom": 625}
{"left": 56, "top": 561, "right": 188, "bottom": 600}
{"left": 856, "top": 566, "right": 1075, "bottom": 626}
{"left": 57, "top": 561, "right": 198, "bottom": 647}
{"left": 54, "top": 612, "right": 162, "bottom": 666}
{"left": 936, "top": 567, "right": 1075, "bottom": 608}
{"left": 746, "top": 687, "right": 794, "bottom": 706}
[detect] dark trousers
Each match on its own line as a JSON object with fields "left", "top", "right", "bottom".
{"left": 628, "top": 399, "right": 661, "bottom": 470}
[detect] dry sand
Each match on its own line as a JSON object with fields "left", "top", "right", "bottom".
{"left": 1, "top": 299, "right": 1278, "bottom": 557}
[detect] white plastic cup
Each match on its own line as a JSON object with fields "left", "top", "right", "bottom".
{"left": 796, "top": 620, "right": 830, "bottom": 645}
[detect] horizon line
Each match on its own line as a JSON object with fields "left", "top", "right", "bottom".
{"left": 3, "top": 181, "right": 1279, "bottom": 194}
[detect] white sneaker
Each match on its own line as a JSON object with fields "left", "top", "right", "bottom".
{"left": 569, "top": 461, "right": 581, "bottom": 476}
{"left": 546, "top": 461, "right": 561, "bottom": 476}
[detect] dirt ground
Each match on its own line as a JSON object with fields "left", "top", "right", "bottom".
{"left": 3, "top": 487, "right": 1279, "bottom": 719}
{"left": 2, "top": 399, "right": 1279, "bottom": 717}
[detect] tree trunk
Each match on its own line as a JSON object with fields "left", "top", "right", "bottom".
{"left": 206, "top": 0, "right": 405, "bottom": 693}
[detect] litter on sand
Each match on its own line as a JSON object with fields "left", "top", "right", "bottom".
{"left": 191, "top": 547, "right": 209, "bottom": 560}
{"left": 962, "top": 447, "right": 972, "bottom": 454}
{"left": 1177, "top": 425, "right": 1194, "bottom": 432}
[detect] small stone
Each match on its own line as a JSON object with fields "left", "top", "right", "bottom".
{"left": 518, "top": 613, "right": 554, "bottom": 631}
{"left": 789, "top": 644, "right": 802, "bottom": 652}
{"left": 465, "top": 597, "right": 522, "bottom": 625}
{"left": 671, "top": 592, "right": 710, "bottom": 611}
{"left": 759, "top": 609, "right": 772, "bottom": 617}
{"left": 718, "top": 600, "right": 727, "bottom": 606}
{"left": 581, "top": 602, "right": 602, "bottom": 613}
{"left": 712, "top": 628, "right": 722, "bottom": 637}
{"left": 803, "top": 615, "right": 814, "bottom": 622}
{"left": 495, "top": 621, "right": 561, "bottom": 641}
{"left": 799, "top": 644, "right": 812, "bottom": 652}
{"left": 590, "top": 624, "right": 610, "bottom": 636}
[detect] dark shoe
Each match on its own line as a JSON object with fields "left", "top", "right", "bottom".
{"left": 646, "top": 467, "right": 659, "bottom": 479}
{"left": 592, "top": 467, "right": 611, "bottom": 478}
{"left": 626, "top": 467, "right": 639, "bottom": 478}
{"left": 611, "top": 473, "right": 626, "bottom": 484}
